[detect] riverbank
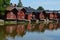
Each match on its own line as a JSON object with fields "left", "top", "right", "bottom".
{"left": 0, "top": 19, "right": 59, "bottom": 25}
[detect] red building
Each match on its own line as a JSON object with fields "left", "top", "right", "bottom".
{"left": 45, "top": 10, "right": 59, "bottom": 20}
{"left": 5, "top": 7, "right": 60, "bottom": 22}
{"left": 27, "top": 13, "right": 32, "bottom": 20}
{"left": 17, "top": 10, "right": 25, "bottom": 20}
{"left": 6, "top": 11, "right": 16, "bottom": 20}
{"left": 5, "top": 7, "right": 18, "bottom": 21}
{"left": 39, "top": 11, "right": 45, "bottom": 20}
{"left": 49, "top": 13, "right": 54, "bottom": 20}
{"left": 54, "top": 13, "right": 58, "bottom": 19}
{"left": 20, "top": 7, "right": 34, "bottom": 21}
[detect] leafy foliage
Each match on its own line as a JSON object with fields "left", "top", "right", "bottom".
{"left": 37, "top": 6, "right": 44, "bottom": 10}
{"left": 0, "top": 0, "right": 10, "bottom": 15}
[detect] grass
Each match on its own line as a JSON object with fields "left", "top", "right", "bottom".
{"left": 0, "top": 20, "right": 58, "bottom": 25}
{"left": 0, "top": 21, "right": 4, "bottom": 25}
{"left": 5, "top": 21, "right": 17, "bottom": 25}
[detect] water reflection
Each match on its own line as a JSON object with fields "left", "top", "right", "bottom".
{"left": 5, "top": 25, "right": 17, "bottom": 39}
{"left": 54, "top": 23, "right": 58, "bottom": 30}
{"left": 27, "top": 23, "right": 36, "bottom": 31}
{"left": 48, "top": 23, "right": 59, "bottom": 30}
{"left": 5, "top": 25, "right": 17, "bottom": 34}
{"left": 38, "top": 23, "right": 45, "bottom": 32}
{"left": 0, "top": 22, "right": 60, "bottom": 40}
{"left": 48, "top": 23, "right": 54, "bottom": 30}
{"left": 16, "top": 24, "right": 26, "bottom": 37}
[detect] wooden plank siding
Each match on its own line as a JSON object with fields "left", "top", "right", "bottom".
{"left": 3, "top": 7, "right": 60, "bottom": 24}
{"left": 6, "top": 12, "right": 16, "bottom": 20}
{"left": 17, "top": 10, "right": 25, "bottom": 20}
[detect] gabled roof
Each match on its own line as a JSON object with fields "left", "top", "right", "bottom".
{"left": 6, "top": 6, "right": 41, "bottom": 13}
{"left": 22, "top": 7, "right": 36, "bottom": 13}
{"left": 6, "top": 6, "right": 60, "bottom": 14}
{"left": 6, "top": 6, "right": 15, "bottom": 11}
{"left": 16, "top": 7, "right": 23, "bottom": 10}
{"left": 6, "top": 6, "right": 23, "bottom": 11}
{"left": 57, "top": 10, "right": 60, "bottom": 13}
{"left": 45, "top": 10, "right": 58, "bottom": 13}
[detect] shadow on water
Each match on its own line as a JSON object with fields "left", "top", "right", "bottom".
{"left": 0, "top": 22, "right": 60, "bottom": 40}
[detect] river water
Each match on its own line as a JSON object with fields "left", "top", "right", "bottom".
{"left": 0, "top": 22, "right": 60, "bottom": 40}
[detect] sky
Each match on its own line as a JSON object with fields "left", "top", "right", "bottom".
{"left": 10, "top": 0, "right": 60, "bottom": 10}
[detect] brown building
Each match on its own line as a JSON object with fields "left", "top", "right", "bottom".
{"left": 21, "top": 7, "right": 35, "bottom": 21}
{"left": 6, "top": 11, "right": 16, "bottom": 20}
{"left": 5, "top": 6, "right": 18, "bottom": 21}
{"left": 39, "top": 11, "right": 46, "bottom": 20}
{"left": 17, "top": 10, "right": 25, "bottom": 20}
{"left": 45, "top": 10, "right": 59, "bottom": 20}
{"left": 5, "top": 6, "right": 60, "bottom": 21}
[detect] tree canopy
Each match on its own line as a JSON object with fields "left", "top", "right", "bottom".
{"left": 0, "top": 0, "right": 10, "bottom": 15}
{"left": 37, "top": 6, "right": 44, "bottom": 10}
{"left": 0, "top": 0, "right": 10, "bottom": 11}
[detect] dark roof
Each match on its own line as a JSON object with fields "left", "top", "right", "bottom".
{"left": 45, "top": 10, "right": 58, "bottom": 13}
{"left": 11, "top": 8, "right": 18, "bottom": 15}
{"left": 7, "top": 6, "right": 60, "bottom": 14}
{"left": 21, "top": 7, "right": 43, "bottom": 14}
{"left": 22, "top": 7, "right": 36, "bottom": 13}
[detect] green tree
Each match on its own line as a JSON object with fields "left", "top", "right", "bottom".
{"left": 37, "top": 6, "right": 44, "bottom": 10}
{"left": 0, "top": 0, "right": 10, "bottom": 15}
{"left": 0, "top": 0, "right": 10, "bottom": 11}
